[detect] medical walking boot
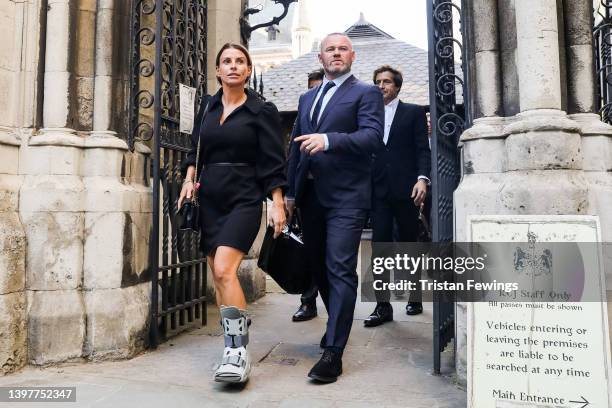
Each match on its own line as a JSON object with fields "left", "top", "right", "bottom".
{"left": 213, "top": 306, "right": 251, "bottom": 383}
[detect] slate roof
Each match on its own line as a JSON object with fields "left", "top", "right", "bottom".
{"left": 261, "top": 38, "right": 432, "bottom": 111}
{"left": 345, "top": 12, "right": 394, "bottom": 41}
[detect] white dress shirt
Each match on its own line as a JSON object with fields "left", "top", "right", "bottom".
{"left": 383, "top": 97, "right": 400, "bottom": 145}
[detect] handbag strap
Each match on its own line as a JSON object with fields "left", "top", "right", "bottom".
{"left": 192, "top": 99, "right": 210, "bottom": 205}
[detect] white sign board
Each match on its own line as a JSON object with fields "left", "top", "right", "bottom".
{"left": 179, "top": 83, "right": 196, "bottom": 134}
{"left": 467, "top": 215, "right": 612, "bottom": 408}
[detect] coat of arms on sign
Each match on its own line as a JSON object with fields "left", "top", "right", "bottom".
{"left": 513, "top": 231, "right": 553, "bottom": 276}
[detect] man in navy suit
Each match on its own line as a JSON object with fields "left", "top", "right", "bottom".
{"left": 363, "top": 65, "right": 431, "bottom": 327}
{"left": 286, "top": 32, "right": 384, "bottom": 383}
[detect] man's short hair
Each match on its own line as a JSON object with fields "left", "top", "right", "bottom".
{"left": 307, "top": 69, "right": 325, "bottom": 82}
{"left": 320, "top": 32, "right": 353, "bottom": 51}
{"left": 373, "top": 65, "right": 403, "bottom": 90}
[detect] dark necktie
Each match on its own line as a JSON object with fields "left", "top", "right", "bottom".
{"left": 311, "top": 81, "right": 336, "bottom": 127}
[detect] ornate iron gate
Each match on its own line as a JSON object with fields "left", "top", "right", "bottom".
{"left": 130, "top": 0, "right": 209, "bottom": 347}
{"left": 595, "top": 0, "right": 612, "bottom": 124}
{"left": 427, "top": 0, "right": 471, "bottom": 374}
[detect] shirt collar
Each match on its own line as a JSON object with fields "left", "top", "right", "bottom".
{"left": 385, "top": 97, "right": 400, "bottom": 109}
{"left": 322, "top": 71, "right": 353, "bottom": 89}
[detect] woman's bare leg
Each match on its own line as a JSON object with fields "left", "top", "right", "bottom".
{"left": 207, "top": 255, "right": 222, "bottom": 306}
{"left": 210, "top": 246, "right": 246, "bottom": 309}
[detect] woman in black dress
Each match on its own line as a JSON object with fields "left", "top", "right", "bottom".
{"left": 179, "top": 43, "right": 286, "bottom": 383}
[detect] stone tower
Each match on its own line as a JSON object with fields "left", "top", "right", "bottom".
{"left": 292, "top": 0, "right": 313, "bottom": 58}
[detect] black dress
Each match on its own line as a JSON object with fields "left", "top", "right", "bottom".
{"left": 183, "top": 89, "right": 286, "bottom": 255}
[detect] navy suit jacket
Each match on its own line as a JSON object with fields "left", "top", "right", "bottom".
{"left": 287, "top": 75, "right": 384, "bottom": 209}
{"left": 372, "top": 101, "right": 431, "bottom": 201}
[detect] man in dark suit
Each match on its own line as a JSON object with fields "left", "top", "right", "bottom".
{"left": 363, "top": 65, "right": 431, "bottom": 327}
{"left": 286, "top": 33, "right": 384, "bottom": 383}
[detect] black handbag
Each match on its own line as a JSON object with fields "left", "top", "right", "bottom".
{"left": 179, "top": 200, "right": 200, "bottom": 231}
{"left": 257, "top": 213, "right": 311, "bottom": 294}
{"left": 180, "top": 100, "right": 210, "bottom": 231}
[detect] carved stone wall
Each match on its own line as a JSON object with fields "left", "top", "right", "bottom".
{"left": 0, "top": 0, "right": 254, "bottom": 375}
{"left": 455, "top": 0, "right": 612, "bottom": 385}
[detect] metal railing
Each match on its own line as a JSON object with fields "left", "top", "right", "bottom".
{"left": 129, "top": 0, "right": 210, "bottom": 347}
{"left": 427, "top": 0, "right": 471, "bottom": 374}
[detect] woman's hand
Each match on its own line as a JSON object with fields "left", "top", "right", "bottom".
{"left": 268, "top": 200, "right": 287, "bottom": 239}
{"left": 178, "top": 166, "right": 196, "bottom": 209}
{"left": 178, "top": 180, "right": 195, "bottom": 210}
{"left": 269, "top": 188, "right": 286, "bottom": 238}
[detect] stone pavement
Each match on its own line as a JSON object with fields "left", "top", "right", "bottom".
{"left": 0, "top": 281, "right": 465, "bottom": 407}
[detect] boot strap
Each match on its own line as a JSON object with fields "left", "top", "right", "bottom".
{"left": 222, "top": 354, "right": 246, "bottom": 368}
{"left": 222, "top": 316, "right": 248, "bottom": 336}
{"left": 224, "top": 333, "right": 249, "bottom": 348}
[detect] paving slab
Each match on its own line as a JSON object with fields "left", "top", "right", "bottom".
{"left": 0, "top": 290, "right": 465, "bottom": 408}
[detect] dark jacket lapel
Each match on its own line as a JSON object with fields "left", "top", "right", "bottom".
{"left": 296, "top": 88, "right": 320, "bottom": 166}
{"left": 315, "top": 75, "right": 356, "bottom": 131}
{"left": 387, "top": 100, "right": 406, "bottom": 146}
{"left": 300, "top": 85, "right": 321, "bottom": 133}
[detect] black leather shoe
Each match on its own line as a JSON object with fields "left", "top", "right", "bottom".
{"left": 292, "top": 303, "right": 317, "bottom": 322}
{"left": 308, "top": 349, "right": 342, "bottom": 383}
{"left": 406, "top": 302, "right": 423, "bottom": 315}
{"left": 363, "top": 303, "right": 393, "bottom": 327}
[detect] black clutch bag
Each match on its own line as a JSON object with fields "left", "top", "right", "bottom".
{"left": 179, "top": 199, "right": 200, "bottom": 231}
{"left": 257, "top": 214, "right": 311, "bottom": 294}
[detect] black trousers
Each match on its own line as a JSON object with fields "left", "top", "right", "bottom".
{"left": 371, "top": 197, "right": 422, "bottom": 303}
{"left": 300, "top": 182, "right": 367, "bottom": 351}
{"left": 300, "top": 282, "right": 319, "bottom": 306}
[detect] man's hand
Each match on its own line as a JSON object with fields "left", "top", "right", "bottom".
{"left": 411, "top": 179, "right": 427, "bottom": 207}
{"left": 294, "top": 134, "right": 326, "bottom": 155}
